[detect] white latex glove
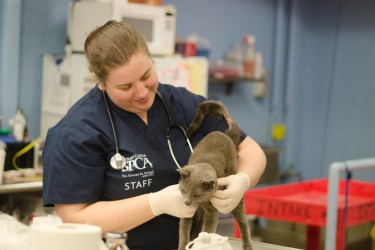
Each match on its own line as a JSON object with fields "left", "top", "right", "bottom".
{"left": 210, "top": 173, "right": 250, "bottom": 214}
{"left": 149, "top": 184, "right": 197, "bottom": 218}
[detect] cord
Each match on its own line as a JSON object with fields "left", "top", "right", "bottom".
{"left": 11, "top": 138, "right": 41, "bottom": 170}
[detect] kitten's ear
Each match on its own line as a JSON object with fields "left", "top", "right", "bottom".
{"left": 201, "top": 180, "right": 216, "bottom": 190}
{"left": 177, "top": 168, "right": 190, "bottom": 179}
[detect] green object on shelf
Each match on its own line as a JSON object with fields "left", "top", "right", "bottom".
{"left": 0, "top": 128, "right": 11, "bottom": 135}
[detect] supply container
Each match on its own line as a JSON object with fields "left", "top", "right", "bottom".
{"left": 236, "top": 179, "right": 375, "bottom": 249}
{"left": 0, "top": 141, "right": 6, "bottom": 184}
{"left": 243, "top": 178, "right": 375, "bottom": 227}
{"left": 187, "top": 33, "right": 211, "bottom": 58}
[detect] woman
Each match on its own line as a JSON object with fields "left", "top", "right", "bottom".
{"left": 42, "top": 20, "right": 266, "bottom": 249}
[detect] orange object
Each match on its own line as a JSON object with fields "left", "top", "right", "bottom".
{"left": 128, "top": 0, "right": 163, "bottom": 6}
{"left": 235, "top": 179, "right": 375, "bottom": 250}
{"left": 243, "top": 60, "right": 255, "bottom": 78}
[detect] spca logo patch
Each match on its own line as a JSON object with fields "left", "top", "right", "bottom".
{"left": 121, "top": 154, "right": 153, "bottom": 172}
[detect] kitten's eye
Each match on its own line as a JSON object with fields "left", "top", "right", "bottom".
{"left": 194, "top": 194, "right": 201, "bottom": 198}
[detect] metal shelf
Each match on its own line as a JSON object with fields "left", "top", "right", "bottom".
{"left": 0, "top": 181, "right": 42, "bottom": 194}
{"left": 209, "top": 71, "right": 268, "bottom": 95}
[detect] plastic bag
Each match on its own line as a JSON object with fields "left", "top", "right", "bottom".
{"left": 185, "top": 232, "right": 233, "bottom": 250}
{"left": 0, "top": 213, "right": 30, "bottom": 250}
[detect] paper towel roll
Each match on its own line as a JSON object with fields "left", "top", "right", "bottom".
{"left": 29, "top": 223, "right": 102, "bottom": 250}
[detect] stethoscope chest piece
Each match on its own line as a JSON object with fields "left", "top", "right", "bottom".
{"left": 110, "top": 153, "right": 127, "bottom": 170}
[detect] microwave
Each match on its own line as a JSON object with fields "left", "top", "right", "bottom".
{"left": 67, "top": 0, "right": 176, "bottom": 56}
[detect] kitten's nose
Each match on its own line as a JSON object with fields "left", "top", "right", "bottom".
{"left": 185, "top": 200, "right": 192, "bottom": 205}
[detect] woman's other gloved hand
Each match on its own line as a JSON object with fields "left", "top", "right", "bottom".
{"left": 149, "top": 184, "right": 197, "bottom": 218}
{"left": 210, "top": 172, "right": 250, "bottom": 214}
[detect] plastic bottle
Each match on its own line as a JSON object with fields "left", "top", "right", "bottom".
{"left": 9, "top": 109, "right": 26, "bottom": 141}
{"left": 243, "top": 35, "right": 256, "bottom": 78}
{"left": 254, "top": 52, "right": 263, "bottom": 79}
{"left": 225, "top": 43, "right": 244, "bottom": 77}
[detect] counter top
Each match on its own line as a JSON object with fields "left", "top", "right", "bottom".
{"left": 229, "top": 238, "right": 301, "bottom": 250}
{"left": 0, "top": 181, "right": 42, "bottom": 194}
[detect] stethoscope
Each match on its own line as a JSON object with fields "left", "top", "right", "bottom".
{"left": 102, "top": 90, "right": 193, "bottom": 170}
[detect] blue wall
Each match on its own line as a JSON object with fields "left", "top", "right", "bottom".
{"left": 287, "top": 0, "right": 375, "bottom": 181}
{"left": 163, "top": 0, "right": 284, "bottom": 146}
{"left": 0, "top": 0, "right": 21, "bottom": 128}
{"left": 1, "top": 0, "right": 374, "bottom": 181}
{"left": 17, "top": 0, "right": 70, "bottom": 135}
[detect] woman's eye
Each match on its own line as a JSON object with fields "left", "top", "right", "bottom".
{"left": 140, "top": 73, "right": 150, "bottom": 81}
{"left": 120, "top": 84, "right": 132, "bottom": 90}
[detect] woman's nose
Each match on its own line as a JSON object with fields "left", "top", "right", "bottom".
{"left": 133, "top": 82, "right": 148, "bottom": 97}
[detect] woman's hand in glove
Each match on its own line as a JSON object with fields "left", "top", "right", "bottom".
{"left": 210, "top": 172, "right": 250, "bottom": 214}
{"left": 149, "top": 184, "right": 197, "bottom": 218}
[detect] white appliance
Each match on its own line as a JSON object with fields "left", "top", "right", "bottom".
{"left": 40, "top": 53, "right": 208, "bottom": 138}
{"left": 67, "top": 0, "right": 176, "bottom": 56}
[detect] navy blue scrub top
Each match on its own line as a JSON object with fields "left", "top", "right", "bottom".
{"left": 42, "top": 83, "right": 247, "bottom": 250}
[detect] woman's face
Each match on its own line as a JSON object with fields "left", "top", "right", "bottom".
{"left": 99, "top": 52, "right": 159, "bottom": 119}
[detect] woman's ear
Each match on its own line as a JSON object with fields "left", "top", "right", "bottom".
{"left": 98, "top": 83, "right": 105, "bottom": 91}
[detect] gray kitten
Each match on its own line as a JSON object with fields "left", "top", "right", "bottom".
{"left": 177, "top": 101, "right": 253, "bottom": 250}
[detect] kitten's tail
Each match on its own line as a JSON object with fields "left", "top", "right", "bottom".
{"left": 186, "top": 101, "right": 228, "bottom": 137}
{"left": 225, "top": 121, "right": 241, "bottom": 149}
{"left": 186, "top": 101, "right": 241, "bottom": 148}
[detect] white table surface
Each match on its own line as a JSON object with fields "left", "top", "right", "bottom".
{"left": 229, "top": 238, "right": 301, "bottom": 250}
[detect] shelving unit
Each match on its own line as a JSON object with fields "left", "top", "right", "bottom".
{"left": 0, "top": 181, "right": 42, "bottom": 194}
{"left": 209, "top": 71, "right": 268, "bottom": 95}
{"left": 0, "top": 181, "right": 44, "bottom": 224}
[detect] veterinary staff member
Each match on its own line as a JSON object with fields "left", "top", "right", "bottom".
{"left": 42, "top": 20, "right": 266, "bottom": 249}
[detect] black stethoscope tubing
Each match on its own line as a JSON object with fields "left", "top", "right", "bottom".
{"left": 102, "top": 90, "right": 193, "bottom": 170}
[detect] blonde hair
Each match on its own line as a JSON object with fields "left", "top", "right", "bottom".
{"left": 84, "top": 20, "right": 150, "bottom": 83}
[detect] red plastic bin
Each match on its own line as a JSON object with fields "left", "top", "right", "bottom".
{"left": 235, "top": 178, "right": 375, "bottom": 249}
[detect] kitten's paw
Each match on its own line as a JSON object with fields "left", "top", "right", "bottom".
{"left": 242, "top": 243, "right": 253, "bottom": 250}
{"left": 178, "top": 242, "right": 188, "bottom": 250}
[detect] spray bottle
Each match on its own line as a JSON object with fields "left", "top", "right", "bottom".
{"left": 9, "top": 109, "right": 26, "bottom": 141}
{"left": 243, "top": 35, "right": 256, "bottom": 78}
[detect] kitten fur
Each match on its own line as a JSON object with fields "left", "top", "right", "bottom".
{"left": 177, "top": 100, "right": 253, "bottom": 250}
